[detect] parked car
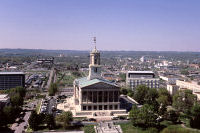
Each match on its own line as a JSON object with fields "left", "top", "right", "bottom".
{"left": 111, "top": 117, "right": 119, "bottom": 120}
{"left": 82, "top": 118, "right": 89, "bottom": 121}
{"left": 88, "top": 118, "right": 96, "bottom": 122}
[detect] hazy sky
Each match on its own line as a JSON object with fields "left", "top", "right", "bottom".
{"left": 0, "top": 0, "right": 200, "bottom": 51}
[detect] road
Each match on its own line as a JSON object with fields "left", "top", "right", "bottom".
{"left": 11, "top": 100, "right": 39, "bottom": 133}
{"left": 46, "top": 68, "right": 54, "bottom": 89}
{"left": 47, "top": 97, "right": 56, "bottom": 116}
{"left": 72, "top": 119, "right": 130, "bottom": 126}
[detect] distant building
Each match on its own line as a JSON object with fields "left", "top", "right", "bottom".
{"left": 167, "top": 84, "right": 179, "bottom": 95}
{"left": 176, "top": 80, "right": 200, "bottom": 91}
{"left": 0, "top": 72, "right": 25, "bottom": 90}
{"left": 176, "top": 80, "right": 200, "bottom": 100}
{"left": 189, "top": 64, "right": 200, "bottom": 69}
{"left": 126, "top": 71, "right": 159, "bottom": 90}
{"left": 0, "top": 94, "right": 10, "bottom": 109}
{"left": 159, "top": 74, "right": 180, "bottom": 84}
{"left": 37, "top": 58, "right": 54, "bottom": 65}
{"left": 140, "top": 56, "right": 147, "bottom": 62}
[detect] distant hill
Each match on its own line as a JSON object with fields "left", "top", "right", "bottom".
{"left": 0, "top": 49, "right": 200, "bottom": 62}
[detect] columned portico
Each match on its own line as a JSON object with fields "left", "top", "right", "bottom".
{"left": 80, "top": 89, "right": 120, "bottom": 111}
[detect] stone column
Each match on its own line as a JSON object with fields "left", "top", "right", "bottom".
{"left": 80, "top": 90, "right": 82, "bottom": 103}
{"left": 92, "top": 91, "right": 93, "bottom": 103}
{"left": 86, "top": 91, "right": 88, "bottom": 103}
{"left": 118, "top": 91, "right": 119, "bottom": 102}
{"left": 74, "top": 86, "right": 76, "bottom": 99}
{"left": 97, "top": 91, "right": 99, "bottom": 103}
{"left": 102, "top": 91, "right": 104, "bottom": 102}
{"left": 108, "top": 91, "right": 109, "bottom": 102}
{"left": 113, "top": 91, "right": 114, "bottom": 102}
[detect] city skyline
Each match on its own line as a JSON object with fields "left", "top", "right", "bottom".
{"left": 0, "top": 0, "right": 200, "bottom": 51}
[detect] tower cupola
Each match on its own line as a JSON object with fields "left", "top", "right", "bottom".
{"left": 88, "top": 37, "right": 101, "bottom": 80}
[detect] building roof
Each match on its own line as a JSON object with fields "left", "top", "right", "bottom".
{"left": 127, "top": 71, "right": 154, "bottom": 74}
{"left": 0, "top": 72, "right": 25, "bottom": 75}
{"left": 0, "top": 94, "right": 9, "bottom": 101}
{"left": 75, "top": 77, "right": 118, "bottom": 88}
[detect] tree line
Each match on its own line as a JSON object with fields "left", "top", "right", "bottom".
{"left": 28, "top": 110, "right": 73, "bottom": 131}
{"left": 0, "top": 86, "right": 26, "bottom": 127}
{"left": 121, "top": 85, "right": 200, "bottom": 131}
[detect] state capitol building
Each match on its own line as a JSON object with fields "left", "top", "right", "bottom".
{"left": 74, "top": 46, "right": 120, "bottom": 112}
{"left": 57, "top": 40, "right": 128, "bottom": 118}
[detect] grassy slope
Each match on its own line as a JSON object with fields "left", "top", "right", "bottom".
{"left": 120, "top": 121, "right": 200, "bottom": 133}
{"left": 82, "top": 125, "right": 95, "bottom": 133}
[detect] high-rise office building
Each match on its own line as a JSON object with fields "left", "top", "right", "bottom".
{"left": 0, "top": 72, "right": 25, "bottom": 90}
{"left": 126, "top": 71, "right": 159, "bottom": 90}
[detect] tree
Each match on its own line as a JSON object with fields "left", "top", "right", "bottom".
{"left": 166, "top": 109, "right": 179, "bottom": 123}
{"left": 3, "top": 106, "right": 20, "bottom": 124}
{"left": 56, "top": 111, "right": 73, "bottom": 129}
{"left": 181, "top": 69, "right": 189, "bottom": 75}
{"left": 157, "top": 89, "right": 172, "bottom": 115}
{"left": 38, "top": 113, "right": 46, "bottom": 124}
{"left": 191, "top": 103, "right": 200, "bottom": 116}
{"left": 10, "top": 93, "right": 23, "bottom": 106}
{"left": 139, "top": 104, "right": 157, "bottom": 127}
{"left": 173, "top": 90, "right": 197, "bottom": 114}
{"left": 129, "top": 104, "right": 157, "bottom": 127}
{"left": 129, "top": 105, "right": 140, "bottom": 126}
{"left": 28, "top": 111, "right": 39, "bottom": 131}
{"left": 119, "top": 73, "right": 126, "bottom": 82}
{"left": 120, "top": 87, "right": 129, "bottom": 95}
{"left": 127, "top": 89, "right": 134, "bottom": 98}
{"left": 72, "top": 71, "right": 81, "bottom": 77}
{"left": 190, "top": 103, "right": 200, "bottom": 129}
{"left": 9, "top": 86, "right": 26, "bottom": 107}
{"left": 45, "top": 114, "right": 55, "bottom": 129}
{"left": 157, "top": 95, "right": 168, "bottom": 115}
{"left": 158, "top": 88, "right": 172, "bottom": 105}
{"left": 133, "top": 85, "right": 149, "bottom": 104}
{"left": 144, "top": 88, "right": 159, "bottom": 112}
{"left": 48, "top": 83, "right": 58, "bottom": 96}
{"left": 9, "top": 86, "right": 26, "bottom": 98}
{"left": 0, "top": 110, "right": 7, "bottom": 127}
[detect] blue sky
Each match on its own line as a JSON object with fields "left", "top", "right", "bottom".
{"left": 0, "top": 0, "right": 200, "bottom": 51}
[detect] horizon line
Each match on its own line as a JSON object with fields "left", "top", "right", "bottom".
{"left": 0, "top": 48, "right": 200, "bottom": 53}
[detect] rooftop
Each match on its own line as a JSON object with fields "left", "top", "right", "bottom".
{"left": 75, "top": 77, "right": 118, "bottom": 88}
{"left": 0, "top": 72, "right": 25, "bottom": 75}
{"left": 127, "top": 71, "right": 154, "bottom": 74}
{"left": 0, "top": 94, "right": 9, "bottom": 101}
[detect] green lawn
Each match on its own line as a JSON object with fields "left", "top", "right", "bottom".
{"left": 26, "top": 126, "right": 33, "bottom": 132}
{"left": 161, "top": 125, "right": 200, "bottom": 133}
{"left": 120, "top": 122, "right": 158, "bottom": 133}
{"left": 82, "top": 125, "right": 95, "bottom": 133}
{"left": 120, "top": 121, "right": 200, "bottom": 133}
{"left": 57, "top": 71, "right": 85, "bottom": 87}
{"left": 61, "top": 75, "right": 75, "bottom": 86}
{"left": 36, "top": 100, "right": 41, "bottom": 114}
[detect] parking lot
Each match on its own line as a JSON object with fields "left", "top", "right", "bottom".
{"left": 39, "top": 96, "right": 63, "bottom": 116}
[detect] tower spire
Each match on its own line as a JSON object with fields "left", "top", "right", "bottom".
{"left": 93, "top": 37, "right": 96, "bottom": 50}
{"left": 88, "top": 37, "right": 101, "bottom": 80}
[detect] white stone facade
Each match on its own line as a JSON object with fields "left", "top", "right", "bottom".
{"left": 126, "top": 71, "right": 159, "bottom": 90}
